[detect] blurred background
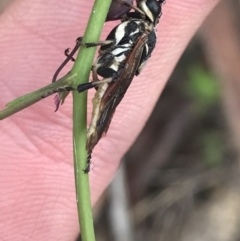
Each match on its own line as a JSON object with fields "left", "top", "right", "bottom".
{"left": 91, "top": 1, "right": 240, "bottom": 241}
{"left": 2, "top": 0, "right": 240, "bottom": 240}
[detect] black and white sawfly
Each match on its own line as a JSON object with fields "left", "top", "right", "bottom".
{"left": 51, "top": 0, "right": 165, "bottom": 172}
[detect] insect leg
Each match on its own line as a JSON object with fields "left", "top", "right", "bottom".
{"left": 77, "top": 82, "right": 96, "bottom": 93}
{"left": 84, "top": 40, "right": 114, "bottom": 48}
{"left": 77, "top": 78, "right": 113, "bottom": 93}
{"left": 64, "top": 48, "right": 76, "bottom": 62}
{"left": 52, "top": 38, "right": 115, "bottom": 82}
{"left": 52, "top": 38, "right": 83, "bottom": 82}
{"left": 83, "top": 151, "right": 92, "bottom": 173}
{"left": 64, "top": 39, "right": 115, "bottom": 59}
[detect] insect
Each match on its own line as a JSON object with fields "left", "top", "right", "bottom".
{"left": 53, "top": 0, "right": 165, "bottom": 172}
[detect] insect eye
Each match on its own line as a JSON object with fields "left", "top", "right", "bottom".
{"left": 146, "top": 0, "right": 161, "bottom": 18}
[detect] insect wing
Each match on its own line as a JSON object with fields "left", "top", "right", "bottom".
{"left": 87, "top": 33, "right": 148, "bottom": 151}
{"left": 106, "top": 0, "right": 134, "bottom": 21}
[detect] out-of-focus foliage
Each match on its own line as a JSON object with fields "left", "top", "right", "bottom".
{"left": 186, "top": 64, "right": 220, "bottom": 112}
{"left": 185, "top": 64, "right": 224, "bottom": 167}
{"left": 200, "top": 130, "right": 225, "bottom": 167}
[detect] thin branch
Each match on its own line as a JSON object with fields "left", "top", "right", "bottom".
{"left": 71, "top": 0, "right": 112, "bottom": 240}
{"left": 0, "top": 74, "right": 74, "bottom": 120}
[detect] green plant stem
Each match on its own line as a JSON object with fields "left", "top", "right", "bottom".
{"left": 71, "top": 0, "right": 112, "bottom": 240}
{"left": 0, "top": 75, "right": 74, "bottom": 120}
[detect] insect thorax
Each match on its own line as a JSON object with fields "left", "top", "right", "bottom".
{"left": 92, "top": 18, "right": 155, "bottom": 81}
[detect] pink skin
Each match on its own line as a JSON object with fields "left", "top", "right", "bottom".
{"left": 0, "top": 0, "right": 219, "bottom": 240}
